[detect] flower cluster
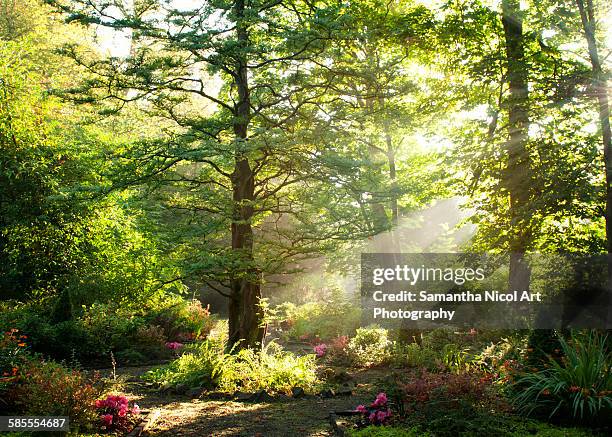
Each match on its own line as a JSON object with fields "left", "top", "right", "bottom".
{"left": 95, "top": 394, "right": 140, "bottom": 432}
{"left": 354, "top": 392, "right": 392, "bottom": 426}
{"left": 313, "top": 343, "right": 327, "bottom": 358}
{"left": 165, "top": 341, "right": 184, "bottom": 351}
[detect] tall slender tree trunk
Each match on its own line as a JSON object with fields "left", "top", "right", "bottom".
{"left": 502, "top": 0, "right": 532, "bottom": 292}
{"left": 385, "top": 131, "right": 398, "bottom": 226}
{"left": 576, "top": 0, "right": 612, "bottom": 289}
{"left": 228, "top": 0, "right": 264, "bottom": 350}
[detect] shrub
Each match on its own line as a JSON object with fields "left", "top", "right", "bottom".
{"left": 325, "top": 335, "right": 352, "bottom": 365}
{"left": 276, "top": 292, "right": 361, "bottom": 341}
{"left": 220, "top": 342, "right": 318, "bottom": 393}
{"left": 348, "top": 326, "right": 391, "bottom": 367}
{"left": 0, "top": 298, "right": 206, "bottom": 364}
{"left": 387, "top": 342, "right": 440, "bottom": 370}
{"left": 0, "top": 329, "right": 30, "bottom": 398}
{"left": 149, "top": 297, "right": 214, "bottom": 341}
{"left": 95, "top": 394, "right": 140, "bottom": 433}
{"left": 9, "top": 358, "right": 102, "bottom": 429}
{"left": 441, "top": 343, "right": 480, "bottom": 374}
{"left": 400, "top": 369, "right": 498, "bottom": 411}
{"left": 131, "top": 324, "right": 170, "bottom": 359}
{"left": 353, "top": 392, "right": 392, "bottom": 426}
{"left": 0, "top": 329, "right": 29, "bottom": 373}
{"left": 510, "top": 330, "right": 611, "bottom": 423}
{"left": 144, "top": 340, "right": 318, "bottom": 394}
{"left": 144, "top": 340, "right": 224, "bottom": 390}
{"left": 347, "top": 426, "right": 427, "bottom": 437}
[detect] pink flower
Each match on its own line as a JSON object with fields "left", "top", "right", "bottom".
{"left": 101, "top": 414, "right": 113, "bottom": 426}
{"left": 313, "top": 343, "right": 327, "bottom": 358}
{"left": 368, "top": 412, "right": 376, "bottom": 422}
{"left": 372, "top": 392, "right": 387, "bottom": 407}
{"left": 95, "top": 399, "right": 104, "bottom": 409}
{"left": 355, "top": 404, "right": 367, "bottom": 413}
{"left": 165, "top": 341, "right": 184, "bottom": 350}
{"left": 118, "top": 406, "right": 128, "bottom": 417}
{"left": 132, "top": 404, "right": 141, "bottom": 415}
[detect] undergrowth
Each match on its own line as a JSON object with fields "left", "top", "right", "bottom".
{"left": 143, "top": 340, "right": 318, "bottom": 394}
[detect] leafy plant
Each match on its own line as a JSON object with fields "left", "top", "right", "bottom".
{"left": 347, "top": 426, "right": 428, "bottom": 437}
{"left": 348, "top": 326, "right": 391, "bottom": 367}
{"left": 9, "top": 358, "right": 102, "bottom": 429}
{"left": 387, "top": 342, "right": 441, "bottom": 370}
{"left": 276, "top": 292, "right": 361, "bottom": 341}
{"left": 144, "top": 340, "right": 318, "bottom": 394}
{"left": 510, "top": 330, "right": 611, "bottom": 422}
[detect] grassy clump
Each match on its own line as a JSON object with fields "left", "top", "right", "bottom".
{"left": 144, "top": 340, "right": 318, "bottom": 394}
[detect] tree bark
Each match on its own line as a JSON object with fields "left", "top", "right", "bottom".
{"left": 228, "top": 0, "right": 264, "bottom": 350}
{"left": 502, "top": 0, "right": 532, "bottom": 292}
{"left": 576, "top": 0, "right": 612, "bottom": 288}
{"left": 385, "top": 130, "right": 398, "bottom": 226}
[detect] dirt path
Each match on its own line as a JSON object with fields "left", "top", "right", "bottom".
{"left": 101, "top": 366, "right": 389, "bottom": 437}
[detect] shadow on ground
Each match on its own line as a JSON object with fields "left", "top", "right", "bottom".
{"left": 101, "top": 365, "right": 391, "bottom": 436}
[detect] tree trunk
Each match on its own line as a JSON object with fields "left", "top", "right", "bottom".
{"left": 502, "top": 0, "right": 532, "bottom": 292}
{"left": 576, "top": 0, "right": 612, "bottom": 290}
{"left": 385, "top": 130, "right": 398, "bottom": 226}
{"left": 228, "top": 0, "right": 264, "bottom": 350}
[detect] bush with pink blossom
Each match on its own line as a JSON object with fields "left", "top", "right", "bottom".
{"left": 165, "top": 341, "right": 184, "bottom": 351}
{"left": 95, "top": 394, "right": 140, "bottom": 433}
{"left": 354, "top": 392, "right": 392, "bottom": 427}
{"left": 313, "top": 343, "right": 327, "bottom": 357}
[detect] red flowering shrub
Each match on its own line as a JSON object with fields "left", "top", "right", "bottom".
{"left": 324, "top": 335, "right": 352, "bottom": 365}
{"left": 10, "top": 359, "right": 102, "bottom": 428}
{"left": 400, "top": 369, "right": 503, "bottom": 412}
{"left": 95, "top": 394, "right": 140, "bottom": 433}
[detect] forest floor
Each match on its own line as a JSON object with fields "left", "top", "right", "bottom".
{"left": 106, "top": 365, "right": 386, "bottom": 436}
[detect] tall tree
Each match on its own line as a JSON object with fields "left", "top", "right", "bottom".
{"left": 574, "top": 0, "right": 612, "bottom": 276}
{"left": 47, "top": 0, "right": 388, "bottom": 349}
{"left": 501, "top": 0, "right": 532, "bottom": 291}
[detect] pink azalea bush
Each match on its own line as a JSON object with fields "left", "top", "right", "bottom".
{"left": 165, "top": 341, "right": 184, "bottom": 351}
{"left": 313, "top": 343, "right": 327, "bottom": 358}
{"left": 354, "top": 392, "right": 392, "bottom": 426}
{"left": 95, "top": 394, "right": 140, "bottom": 432}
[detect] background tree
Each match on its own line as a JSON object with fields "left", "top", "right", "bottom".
{"left": 0, "top": 0, "right": 179, "bottom": 314}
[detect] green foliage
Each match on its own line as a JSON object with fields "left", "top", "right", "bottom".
{"left": 347, "top": 326, "right": 391, "bottom": 367}
{"left": 441, "top": 343, "right": 478, "bottom": 374}
{"left": 0, "top": 0, "right": 182, "bottom": 310}
{"left": 347, "top": 426, "right": 429, "bottom": 437}
{"left": 348, "top": 420, "right": 594, "bottom": 437}
{"left": 144, "top": 340, "right": 224, "bottom": 390}
{"left": 0, "top": 295, "right": 213, "bottom": 364}
{"left": 148, "top": 297, "right": 215, "bottom": 341}
{"left": 387, "top": 342, "right": 441, "bottom": 370}
{"left": 144, "top": 340, "right": 318, "bottom": 395}
{"left": 510, "top": 331, "right": 611, "bottom": 423}
{"left": 277, "top": 293, "right": 361, "bottom": 341}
